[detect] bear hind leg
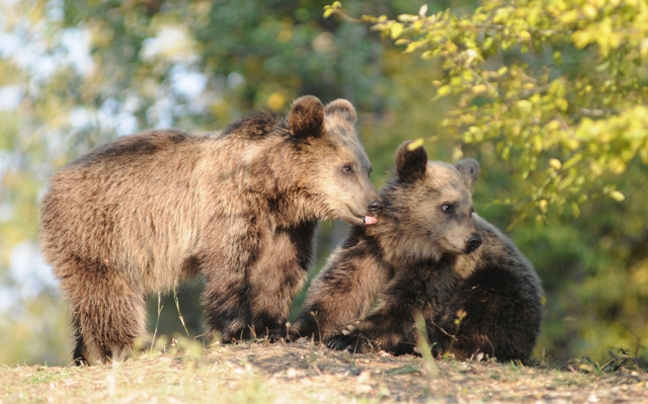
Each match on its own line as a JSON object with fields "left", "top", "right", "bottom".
{"left": 71, "top": 314, "right": 90, "bottom": 366}
{"left": 202, "top": 278, "right": 253, "bottom": 343}
{"left": 74, "top": 290, "right": 146, "bottom": 364}
{"left": 60, "top": 261, "right": 146, "bottom": 364}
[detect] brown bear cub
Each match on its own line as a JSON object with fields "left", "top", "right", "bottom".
{"left": 292, "top": 141, "right": 543, "bottom": 363}
{"left": 41, "top": 95, "right": 382, "bottom": 365}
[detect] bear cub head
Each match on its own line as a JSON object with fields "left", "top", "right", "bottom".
{"left": 285, "top": 96, "right": 382, "bottom": 226}
{"left": 378, "top": 141, "right": 482, "bottom": 260}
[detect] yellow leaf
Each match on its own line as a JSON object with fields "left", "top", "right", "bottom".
{"left": 437, "top": 85, "right": 451, "bottom": 97}
{"left": 565, "top": 138, "right": 580, "bottom": 150}
{"left": 472, "top": 84, "right": 487, "bottom": 94}
{"left": 549, "top": 158, "right": 562, "bottom": 170}
{"left": 483, "top": 36, "right": 493, "bottom": 50}
{"left": 590, "top": 162, "right": 603, "bottom": 176}
{"left": 390, "top": 22, "right": 404, "bottom": 40}
{"left": 547, "top": 120, "right": 561, "bottom": 131}
{"left": 452, "top": 146, "right": 464, "bottom": 161}
{"left": 572, "top": 31, "right": 590, "bottom": 49}
{"left": 267, "top": 92, "right": 286, "bottom": 111}
{"left": 641, "top": 38, "right": 648, "bottom": 57}
{"left": 608, "top": 158, "right": 626, "bottom": 174}
{"left": 404, "top": 42, "right": 419, "bottom": 52}
{"left": 407, "top": 138, "right": 424, "bottom": 151}
{"left": 571, "top": 202, "right": 580, "bottom": 218}
{"left": 421, "top": 50, "right": 434, "bottom": 59}
{"left": 563, "top": 153, "right": 582, "bottom": 170}
{"left": 361, "top": 15, "right": 378, "bottom": 23}
{"left": 516, "top": 100, "right": 533, "bottom": 113}
{"left": 502, "top": 147, "right": 510, "bottom": 161}
{"left": 445, "top": 40, "right": 458, "bottom": 54}
{"left": 582, "top": 4, "right": 597, "bottom": 19}
{"left": 610, "top": 190, "right": 625, "bottom": 202}
{"left": 397, "top": 14, "right": 418, "bottom": 23}
{"left": 560, "top": 10, "right": 579, "bottom": 24}
{"left": 538, "top": 199, "right": 548, "bottom": 213}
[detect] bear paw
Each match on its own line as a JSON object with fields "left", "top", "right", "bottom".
{"left": 254, "top": 327, "right": 288, "bottom": 343}
{"left": 325, "top": 322, "right": 373, "bottom": 353}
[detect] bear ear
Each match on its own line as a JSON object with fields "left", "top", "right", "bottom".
{"left": 289, "top": 95, "right": 325, "bottom": 138}
{"left": 325, "top": 99, "right": 357, "bottom": 125}
{"left": 395, "top": 141, "right": 428, "bottom": 183}
{"left": 455, "top": 158, "right": 480, "bottom": 190}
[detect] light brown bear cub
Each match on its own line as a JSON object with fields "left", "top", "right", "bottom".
{"left": 292, "top": 141, "right": 543, "bottom": 363}
{"left": 41, "top": 96, "right": 382, "bottom": 365}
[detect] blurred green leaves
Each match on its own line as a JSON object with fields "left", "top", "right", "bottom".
{"left": 357, "top": 0, "right": 648, "bottom": 223}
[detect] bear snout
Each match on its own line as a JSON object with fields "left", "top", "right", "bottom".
{"left": 465, "top": 233, "right": 482, "bottom": 254}
{"left": 368, "top": 199, "right": 383, "bottom": 215}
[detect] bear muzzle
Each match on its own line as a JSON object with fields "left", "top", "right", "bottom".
{"left": 464, "top": 233, "right": 482, "bottom": 254}
{"left": 368, "top": 199, "right": 383, "bottom": 215}
{"left": 363, "top": 199, "right": 383, "bottom": 225}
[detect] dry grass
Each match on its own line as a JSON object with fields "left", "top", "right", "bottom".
{"left": 2, "top": 339, "right": 647, "bottom": 404}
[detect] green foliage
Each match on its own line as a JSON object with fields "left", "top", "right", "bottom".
{"left": 358, "top": 0, "right": 648, "bottom": 222}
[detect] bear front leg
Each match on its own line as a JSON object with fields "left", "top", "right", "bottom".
{"left": 200, "top": 220, "right": 264, "bottom": 343}
{"left": 325, "top": 320, "right": 374, "bottom": 353}
{"left": 248, "top": 222, "right": 317, "bottom": 341}
{"left": 291, "top": 242, "right": 389, "bottom": 342}
{"left": 202, "top": 269, "right": 254, "bottom": 343}
{"left": 325, "top": 310, "right": 419, "bottom": 355}
{"left": 326, "top": 273, "right": 432, "bottom": 355}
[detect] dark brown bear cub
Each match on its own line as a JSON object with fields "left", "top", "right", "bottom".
{"left": 292, "top": 141, "right": 543, "bottom": 363}
{"left": 41, "top": 95, "right": 382, "bottom": 365}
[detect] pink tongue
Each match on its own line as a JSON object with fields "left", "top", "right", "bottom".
{"left": 364, "top": 216, "right": 377, "bottom": 225}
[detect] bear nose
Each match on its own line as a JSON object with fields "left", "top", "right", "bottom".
{"left": 368, "top": 199, "right": 383, "bottom": 215}
{"left": 465, "top": 233, "right": 482, "bottom": 254}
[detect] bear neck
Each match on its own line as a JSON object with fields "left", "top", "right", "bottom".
{"left": 265, "top": 138, "right": 326, "bottom": 226}
{"left": 197, "top": 128, "right": 319, "bottom": 228}
{"left": 249, "top": 135, "right": 323, "bottom": 227}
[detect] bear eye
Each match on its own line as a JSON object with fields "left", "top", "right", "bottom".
{"left": 342, "top": 164, "right": 354, "bottom": 174}
{"left": 441, "top": 203, "right": 454, "bottom": 213}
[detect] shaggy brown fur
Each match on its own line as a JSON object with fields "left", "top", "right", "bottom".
{"left": 41, "top": 96, "right": 382, "bottom": 365}
{"left": 291, "top": 142, "right": 543, "bottom": 363}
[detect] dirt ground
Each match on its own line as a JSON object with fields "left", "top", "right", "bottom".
{"left": 3, "top": 339, "right": 647, "bottom": 404}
